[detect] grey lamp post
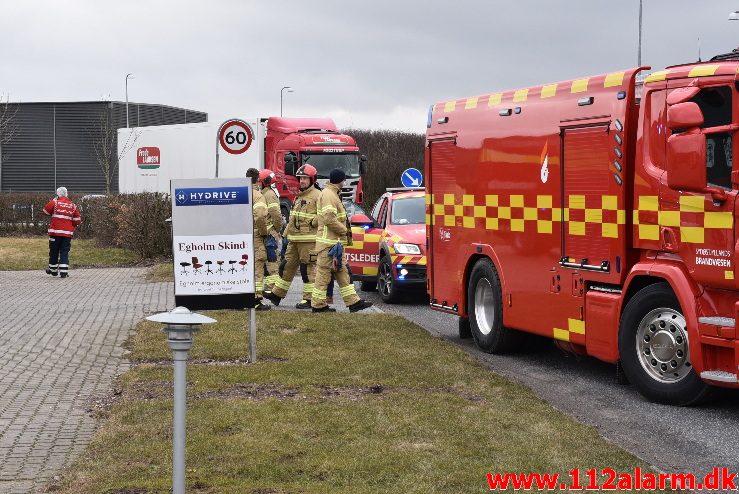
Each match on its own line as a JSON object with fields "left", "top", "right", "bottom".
{"left": 146, "top": 307, "right": 216, "bottom": 494}
{"left": 280, "top": 86, "right": 293, "bottom": 117}
{"left": 125, "top": 73, "right": 134, "bottom": 128}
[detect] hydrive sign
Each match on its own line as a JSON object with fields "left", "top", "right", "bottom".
{"left": 218, "top": 119, "right": 254, "bottom": 155}
{"left": 171, "top": 178, "right": 255, "bottom": 310}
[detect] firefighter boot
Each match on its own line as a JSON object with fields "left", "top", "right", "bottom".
{"left": 312, "top": 305, "right": 336, "bottom": 313}
{"left": 264, "top": 292, "right": 281, "bottom": 306}
{"left": 348, "top": 300, "right": 373, "bottom": 313}
{"left": 295, "top": 300, "right": 311, "bottom": 310}
{"left": 254, "top": 299, "right": 271, "bottom": 311}
{"left": 60, "top": 273, "right": 69, "bottom": 279}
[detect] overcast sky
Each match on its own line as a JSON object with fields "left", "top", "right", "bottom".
{"left": 2, "top": 1, "right": 738, "bottom": 133}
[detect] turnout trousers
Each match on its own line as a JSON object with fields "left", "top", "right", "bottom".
{"left": 272, "top": 241, "right": 315, "bottom": 301}
{"left": 311, "top": 250, "right": 359, "bottom": 309}
{"left": 254, "top": 238, "right": 267, "bottom": 300}
{"left": 48, "top": 236, "right": 72, "bottom": 275}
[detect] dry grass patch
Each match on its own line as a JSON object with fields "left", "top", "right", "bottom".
{"left": 0, "top": 236, "right": 139, "bottom": 270}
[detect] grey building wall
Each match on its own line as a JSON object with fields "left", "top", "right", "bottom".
{"left": 0, "top": 102, "right": 207, "bottom": 193}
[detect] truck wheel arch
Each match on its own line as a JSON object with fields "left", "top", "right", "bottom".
{"left": 459, "top": 244, "right": 506, "bottom": 319}
{"left": 620, "top": 263, "right": 701, "bottom": 326}
{"left": 619, "top": 262, "right": 703, "bottom": 373}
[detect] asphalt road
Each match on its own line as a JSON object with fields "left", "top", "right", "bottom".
{"left": 356, "top": 283, "right": 739, "bottom": 480}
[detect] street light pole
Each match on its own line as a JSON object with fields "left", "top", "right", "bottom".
{"left": 280, "top": 86, "right": 293, "bottom": 117}
{"left": 125, "top": 73, "right": 134, "bottom": 128}
{"left": 637, "top": 0, "right": 643, "bottom": 66}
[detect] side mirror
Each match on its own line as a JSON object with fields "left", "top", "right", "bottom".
{"left": 283, "top": 153, "right": 297, "bottom": 175}
{"left": 666, "top": 102, "right": 704, "bottom": 130}
{"left": 350, "top": 213, "right": 374, "bottom": 227}
{"left": 667, "top": 132, "right": 706, "bottom": 191}
{"left": 667, "top": 132, "right": 727, "bottom": 202}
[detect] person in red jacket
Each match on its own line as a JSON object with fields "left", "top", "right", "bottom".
{"left": 42, "top": 187, "right": 82, "bottom": 278}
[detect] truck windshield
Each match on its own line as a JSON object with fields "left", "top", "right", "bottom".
{"left": 302, "top": 153, "right": 360, "bottom": 179}
{"left": 390, "top": 197, "right": 425, "bottom": 225}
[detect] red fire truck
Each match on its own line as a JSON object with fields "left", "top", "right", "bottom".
{"left": 426, "top": 56, "right": 739, "bottom": 405}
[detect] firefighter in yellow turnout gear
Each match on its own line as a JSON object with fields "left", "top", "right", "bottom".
{"left": 311, "top": 169, "right": 373, "bottom": 313}
{"left": 258, "top": 169, "right": 283, "bottom": 294}
{"left": 265, "top": 164, "right": 321, "bottom": 309}
{"left": 246, "top": 168, "right": 271, "bottom": 310}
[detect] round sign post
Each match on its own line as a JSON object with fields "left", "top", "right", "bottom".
{"left": 218, "top": 119, "right": 254, "bottom": 155}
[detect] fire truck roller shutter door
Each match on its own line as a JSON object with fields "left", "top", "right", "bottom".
{"left": 618, "top": 283, "right": 711, "bottom": 406}
{"left": 467, "top": 258, "right": 525, "bottom": 353}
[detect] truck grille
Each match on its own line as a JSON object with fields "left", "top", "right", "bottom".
{"left": 339, "top": 180, "right": 359, "bottom": 201}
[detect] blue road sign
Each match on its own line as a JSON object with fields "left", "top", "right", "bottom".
{"left": 401, "top": 167, "right": 423, "bottom": 188}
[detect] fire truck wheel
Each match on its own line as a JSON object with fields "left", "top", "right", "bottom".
{"left": 618, "top": 283, "right": 711, "bottom": 406}
{"left": 468, "top": 259, "right": 524, "bottom": 353}
{"left": 378, "top": 255, "right": 401, "bottom": 303}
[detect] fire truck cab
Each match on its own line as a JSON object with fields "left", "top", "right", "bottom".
{"left": 426, "top": 58, "right": 739, "bottom": 405}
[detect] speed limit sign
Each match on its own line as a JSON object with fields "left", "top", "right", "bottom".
{"left": 218, "top": 119, "right": 254, "bottom": 155}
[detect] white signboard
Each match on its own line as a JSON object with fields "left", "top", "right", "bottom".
{"left": 171, "top": 178, "right": 254, "bottom": 309}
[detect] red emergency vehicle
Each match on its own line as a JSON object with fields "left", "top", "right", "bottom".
{"left": 347, "top": 189, "right": 427, "bottom": 302}
{"left": 426, "top": 55, "right": 739, "bottom": 405}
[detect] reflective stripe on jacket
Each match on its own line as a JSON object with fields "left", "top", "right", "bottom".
{"left": 315, "top": 183, "right": 348, "bottom": 252}
{"left": 285, "top": 185, "right": 321, "bottom": 242}
{"left": 43, "top": 197, "right": 81, "bottom": 238}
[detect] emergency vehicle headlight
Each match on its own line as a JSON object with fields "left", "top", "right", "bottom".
{"left": 400, "top": 268, "right": 409, "bottom": 276}
{"left": 394, "top": 243, "right": 421, "bottom": 254}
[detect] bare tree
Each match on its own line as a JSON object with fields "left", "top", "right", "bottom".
{"left": 0, "top": 94, "right": 19, "bottom": 190}
{"left": 90, "top": 104, "right": 139, "bottom": 194}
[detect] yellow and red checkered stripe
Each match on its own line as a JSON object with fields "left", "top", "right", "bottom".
{"left": 391, "top": 254, "right": 427, "bottom": 265}
{"left": 553, "top": 318, "right": 585, "bottom": 344}
{"left": 428, "top": 193, "right": 732, "bottom": 243}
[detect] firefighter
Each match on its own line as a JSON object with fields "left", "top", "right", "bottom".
{"left": 42, "top": 186, "right": 81, "bottom": 278}
{"left": 311, "top": 169, "right": 373, "bottom": 313}
{"left": 265, "top": 164, "right": 321, "bottom": 309}
{"left": 246, "top": 168, "right": 271, "bottom": 310}
{"left": 258, "top": 169, "right": 283, "bottom": 294}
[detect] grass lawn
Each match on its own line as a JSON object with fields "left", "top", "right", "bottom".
{"left": 146, "top": 262, "right": 174, "bottom": 282}
{"left": 50, "top": 311, "right": 658, "bottom": 493}
{"left": 0, "top": 236, "right": 140, "bottom": 270}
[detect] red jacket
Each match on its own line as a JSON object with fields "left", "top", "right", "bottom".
{"left": 43, "top": 197, "right": 81, "bottom": 237}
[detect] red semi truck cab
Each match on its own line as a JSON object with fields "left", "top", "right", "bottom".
{"left": 264, "top": 117, "right": 366, "bottom": 213}
{"left": 425, "top": 57, "right": 739, "bottom": 405}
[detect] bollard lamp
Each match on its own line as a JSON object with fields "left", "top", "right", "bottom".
{"left": 145, "top": 306, "right": 215, "bottom": 494}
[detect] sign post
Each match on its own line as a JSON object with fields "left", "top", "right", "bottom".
{"left": 401, "top": 167, "right": 423, "bottom": 188}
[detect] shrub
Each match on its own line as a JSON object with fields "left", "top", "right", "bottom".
{"left": 345, "top": 129, "right": 425, "bottom": 209}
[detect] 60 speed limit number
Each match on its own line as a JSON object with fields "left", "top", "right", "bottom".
{"left": 218, "top": 119, "right": 254, "bottom": 155}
